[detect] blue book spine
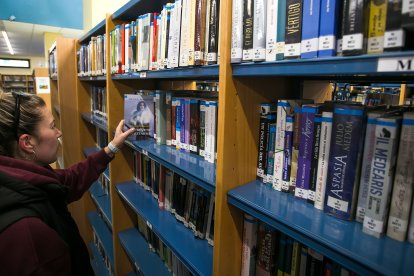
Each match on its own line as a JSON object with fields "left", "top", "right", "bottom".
{"left": 324, "top": 105, "right": 365, "bottom": 220}
{"left": 266, "top": 124, "right": 277, "bottom": 184}
{"left": 318, "top": 0, "right": 341, "bottom": 57}
{"left": 276, "top": 0, "right": 287, "bottom": 60}
{"left": 295, "top": 106, "right": 317, "bottom": 200}
{"left": 300, "top": 0, "right": 322, "bottom": 58}
{"left": 180, "top": 99, "right": 186, "bottom": 151}
{"left": 282, "top": 116, "right": 294, "bottom": 183}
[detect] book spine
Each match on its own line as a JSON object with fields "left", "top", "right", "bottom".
{"left": 166, "top": 93, "right": 172, "bottom": 146}
{"left": 258, "top": 111, "right": 271, "bottom": 180}
{"left": 255, "top": 223, "right": 277, "bottom": 276}
{"left": 173, "top": 1, "right": 182, "bottom": 68}
{"left": 387, "top": 113, "right": 414, "bottom": 241}
{"left": 176, "top": 100, "right": 182, "bottom": 149}
{"left": 204, "top": 102, "right": 211, "bottom": 161}
{"left": 167, "top": 6, "right": 176, "bottom": 69}
{"left": 189, "top": 99, "right": 200, "bottom": 153}
{"left": 290, "top": 240, "right": 301, "bottom": 276}
{"left": 204, "top": 0, "right": 211, "bottom": 64}
{"left": 409, "top": 198, "right": 414, "bottom": 244}
{"left": 356, "top": 113, "right": 380, "bottom": 222}
{"left": 289, "top": 107, "right": 302, "bottom": 194}
{"left": 308, "top": 115, "right": 322, "bottom": 204}
{"left": 324, "top": 105, "right": 365, "bottom": 220}
{"left": 188, "top": 0, "right": 197, "bottom": 65}
{"left": 207, "top": 0, "right": 219, "bottom": 64}
{"left": 253, "top": 0, "right": 267, "bottom": 61}
{"left": 318, "top": 0, "right": 340, "bottom": 57}
{"left": 384, "top": 0, "right": 405, "bottom": 51}
{"left": 402, "top": 0, "right": 414, "bottom": 27}
{"left": 266, "top": 124, "right": 277, "bottom": 184}
{"left": 194, "top": 0, "right": 207, "bottom": 65}
{"left": 300, "top": 0, "right": 321, "bottom": 58}
{"left": 295, "top": 106, "right": 317, "bottom": 200}
{"left": 199, "top": 101, "right": 207, "bottom": 157}
{"left": 156, "top": 91, "right": 167, "bottom": 145}
{"left": 282, "top": 116, "right": 294, "bottom": 191}
{"left": 207, "top": 101, "right": 218, "bottom": 163}
{"left": 266, "top": 0, "right": 278, "bottom": 62}
{"left": 185, "top": 99, "right": 191, "bottom": 152}
{"left": 276, "top": 233, "right": 287, "bottom": 276}
{"left": 314, "top": 112, "right": 333, "bottom": 210}
{"left": 242, "top": 0, "right": 254, "bottom": 61}
{"left": 276, "top": 0, "right": 287, "bottom": 60}
{"left": 299, "top": 245, "right": 308, "bottom": 276}
{"left": 367, "top": 0, "right": 388, "bottom": 54}
{"left": 180, "top": 0, "right": 190, "bottom": 66}
{"left": 231, "top": 0, "right": 244, "bottom": 63}
{"left": 274, "top": 101, "right": 288, "bottom": 191}
{"left": 284, "top": 0, "right": 303, "bottom": 59}
{"left": 341, "top": 0, "right": 369, "bottom": 56}
{"left": 363, "top": 117, "right": 401, "bottom": 238}
{"left": 241, "top": 214, "right": 258, "bottom": 276}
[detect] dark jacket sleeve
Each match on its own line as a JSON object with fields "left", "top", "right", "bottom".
{"left": 54, "top": 149, "right": 113, "bottom": 202}
{"left": 0, "top": 217, "right": 72, "bottom": 276}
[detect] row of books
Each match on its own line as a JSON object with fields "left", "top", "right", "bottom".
{"left": 77, "top": 35, "right": 106, "bottom": 77}
{"left": 96, "top": 128, "right": 108, "bottom": 149}
{"left": 231, "top": 0, "right": 414, "bottom": 63}
{"left": 92, "top": 222, "right": 114, "bottom": 276}
{"left": 133, "top": 151, "right": 215, "bottom": 244}
{"left": 124, "top": 90, "right": 219, "bottom": 163}
{"left": 90, "top": 86, "right": 108, "bottom": 127}
{"left": 107, "top": 0, "right": 220, "bottom": 74}
{"left": 136, "top": 212, "right": 192, "bottom": 276}
{"left": 256, "top": 99, "right": 414, "bottom": 242}
{"left": 332, "top": 84, "right": 401, "bottom": 106}
{"left": 241, "top": 214, "right": 357, "bottom": 276}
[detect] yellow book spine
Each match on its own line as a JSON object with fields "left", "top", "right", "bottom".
{"left": 367, "top": 0, "right": 388, "bottom": 54}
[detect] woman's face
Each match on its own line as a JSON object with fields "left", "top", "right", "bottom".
{"left": 138, "top": 102, "right": 145, "bottom": 110}
{"left": 31, "top": 107, "right": 62, "bottom": 165}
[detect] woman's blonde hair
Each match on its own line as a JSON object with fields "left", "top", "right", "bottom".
{"left": 0, "top": 90, "right": 46, "bottom": 156}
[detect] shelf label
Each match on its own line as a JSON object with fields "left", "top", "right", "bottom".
{"left": 377, "top": 56, "right": 414, "bottom": 72}
{"left": 140, "top": 72, "right": 147, "bottom": 78}
{"left": 142, "top": 149, "right": 148, "bottom": 156}
{"left": 146, "top": 220, "right": 152, "bottom": 230}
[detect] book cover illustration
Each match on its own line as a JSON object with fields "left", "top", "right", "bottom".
{"left": 124, "top": 93, "right": 155, "bottom": 139}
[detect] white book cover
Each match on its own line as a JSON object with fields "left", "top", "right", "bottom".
{"left": 141, "top": 14, "right": 151, "bottom": 71}
{"left": 204, "top": 102, "right": 212, "bottom": 162}
{"left": 124, "top": 24, "right": 130, "bottom": 72}
{"left": 205, "top": 0, "right": 211, "bottom": 62}
{"left": 172, "top": 0, "right": 182, "bottom": 68}
{"left": 156, "top": 14, "right": 163, "bottom": 70}
{"left": 363, "top": 117, "right": 401, "bottom": 238}
{"left": 179, "top": 0, "right": 190, "bottom": 66}
{"left": 188, "top": 0, "right": 197, "bottom": 65}
{"left": 160, "top": 7, "right": 167, "bottom": 70}
{"left": 231, "top": 0, "right": 244, "bottom": 63}
{"left": 356, "top": 112, "right": 382, "bottom": 222}
{"left": 273, "top": 100, "right": 287, "bottom": 191}
{"left": 266, "top": 0, "right": 278, "bottom": 61}
{"left": 314, "top": 111, "right": 333, "bottom": 210}
{"left": 167, "top": 4, "right": 176, "bottom": 69}
{"left": 387, "top": 112, "right": 414, "bottom": 241}
{"left": 253, "top": 0, "right": 267, "bottom": 61}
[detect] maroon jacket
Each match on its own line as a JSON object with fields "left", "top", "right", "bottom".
{"left": 0, "top": 150, "right": 112, "bottom": 275}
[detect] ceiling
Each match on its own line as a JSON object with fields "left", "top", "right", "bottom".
{"left": 0, "top": 20, "right": 84, "bottom": 57}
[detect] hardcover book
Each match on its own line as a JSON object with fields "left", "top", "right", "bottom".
{"left": 300, "top": 0, "right": 321, "bottom": 59}
{"left": 324, "top": 104, "right": 366, "bottom": 220}
{"left": 124, "top": 93, "right": 155, "bottom": 140}
{"left": 284, "top": 0, "right": 303, "bottom": 59}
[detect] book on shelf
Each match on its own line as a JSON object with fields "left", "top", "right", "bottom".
{"left": 241, "top": 214, "right": 258, "bottom": 276}
{"left": 255, "top": 222, "right": 277, "bottom": 276}
{"left": 324, "top": 103, "right": 366, "bottom": 220}
{"left": 318, "top": 0, "right": 341, "bottom": 57}
{"left": 253, "top": 0, "right": 267, "bottom": 61}
{"left": 300, "top": 0, "right": 321, "bottom": 59}
{"left": 384, "top": 0, "right": 405, "bottom": 52}
{"left": 257, "top": 104, "right": 277, "bottom": 181}
{"left": 284, "top": 0, "right": 303, "bottom": 59}
{"left": 387, "top": 112, "right": 414, "bottom": 241}
{"left": 341, "top": 0, "right": 369, "bottom": 56}
{"left": 243, "top": 0, "right": 254, "bottom": 61}
{"left": 231, "top": 0, "right": 244, "bottom": 63}
{"left": 363, "top": 116, "right": 401, "bottom": 238}
{"left": 367, "top": 0, "right": 387, "bottom": 54}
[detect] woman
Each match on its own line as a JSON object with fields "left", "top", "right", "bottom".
{"left": 0, "top": 91, "right": 135, "bottom": 275}
{"left": 129, "top": 99, "right": 154, "bottom": 137}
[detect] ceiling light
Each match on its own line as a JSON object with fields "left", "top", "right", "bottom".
{"left": 2, "top": 31, "right": 14, "bottom": 55}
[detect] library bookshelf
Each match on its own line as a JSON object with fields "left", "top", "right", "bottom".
{"left": 49, "top": 0, "right": 414, "bottom": 275}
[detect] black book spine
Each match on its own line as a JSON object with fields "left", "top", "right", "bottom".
{"left": 384, "top": 0, "right": 405, "bottom": 52}
{"left": 242, "top": 0, "right": 254, "bottom": 61}
{"left": 207, "top": 0, "right": 219, "bottom": 64}
{"left": 342, "top": 0, "right": 370, "bottom": 56}
{"left": 284, "top": 0, "right": 303, "bottom": 59}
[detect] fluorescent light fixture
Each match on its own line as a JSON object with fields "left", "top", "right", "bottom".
{"left": 2, "top": 31, "right": 14, "bottom": 55}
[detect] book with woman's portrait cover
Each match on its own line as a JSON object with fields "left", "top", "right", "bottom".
{"left": 124, "top": 92, "right": 155, "bottom": 140}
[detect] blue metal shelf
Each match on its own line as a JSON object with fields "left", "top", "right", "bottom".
{"left": 119, "top": 228, "right": 171, "bottom": 276}
{"left": 79, "top": 19, "right": 106, "bottom": 43}
{"left": 116, "top": 181, "right": 212, "bottom": 276}
{"left": 87, "top": 211, "right": 114, "bottom": 268}
{"left": 81, "top": 112, "right": 108, "bottom": 132}
{"left": 227, "top": 180, "right": 414, "bottom": 276}
{"left": 89, "top": 181, "right": 112, "bottom": 229}
{"left": 111, "top": 0, "right": 165, "bottom": 21}
{"left": 232, "top": 51, "right": 414, "bottom": 77}
{"left": 111, "top": 65, "right": 219, "bottom": 80}
{"left": 83, "top": 146, "right": 101, "bottom": 157}
{"left": 89, "top": 242, "right": 110, "bottom": 276}
{"left": 124, "top": 139, "right": 215, "bottom": 192}
{"left": 79, "top": 76, "right": 106, "bottom": 81}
